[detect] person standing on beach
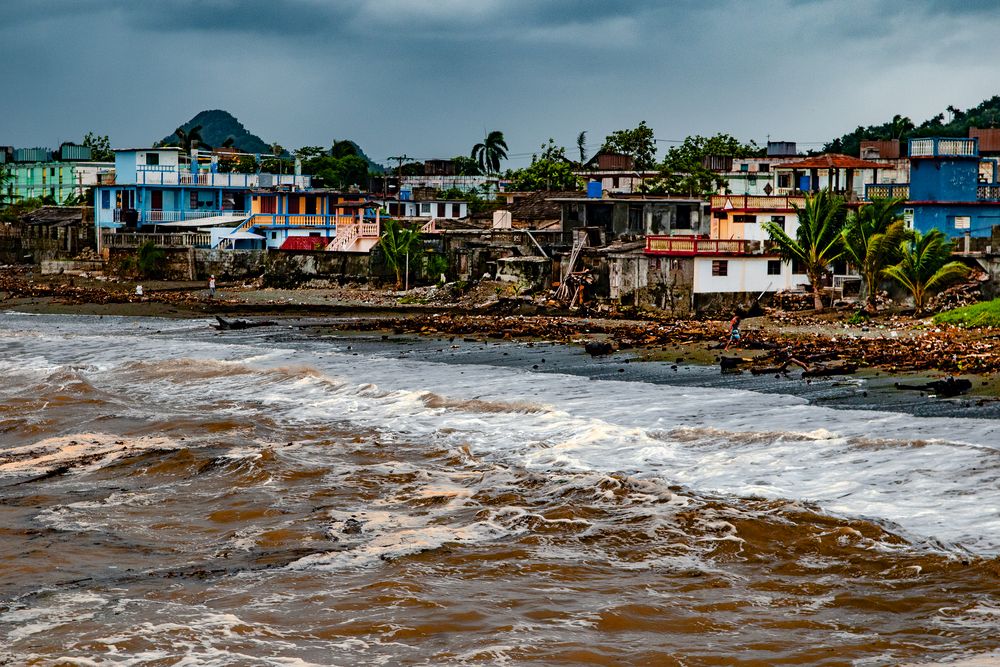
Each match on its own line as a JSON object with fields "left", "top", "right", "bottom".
{"left": 208, "top": 275, "right": 216, "bottom": 299}
{"left": 724, "top": 314, "right": 741, "bottom": 351}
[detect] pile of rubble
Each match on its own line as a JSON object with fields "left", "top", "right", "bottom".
{"left": 770, "top": 290, "right": 813, "bottom": 311}
{"left": 930, "top": 272, "right": 988, "bottom": 312}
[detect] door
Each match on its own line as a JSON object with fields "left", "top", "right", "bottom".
{"left": 150, "top": 190, "right": 163, "bottom": 210}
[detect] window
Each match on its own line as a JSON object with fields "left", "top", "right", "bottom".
{"left": 777, "top": 174, "right": 791, "bottom": 189}
{"left": 146, "top": 153, "right": 159, "bottom": 166}
{"left": 101, "top": 190, "right": 110, "bottom": 209}
{"left": 271, "top": 232, "right": 276, "bottom": 240}
{"left": 954, "top": 216, "right": 971, "bottom": 229}
{"left": 733, "top": 214, "right": 756, "bottom": 223}
{"left": 740, "top": 164, "right": 749, "bottom": 172}
{"left": 767, "top": 260, "right": 782, "bottom": 275}
{"left": 759, "top": 163, "right": 770, "bottom": 173}
{"left": 712, "top": 260, "right": 728, "bottom": 276}
{"left": 713, "top": 210, "right": 728, "bottom": 220}
{"left": 792, "top": 258, "right": 806, "bottom": 275}
{"left": 770, "top": 215, "right": 785, "bottom": 230}
{"left": 420, "top": 202, "right": 431, "bottom": 214}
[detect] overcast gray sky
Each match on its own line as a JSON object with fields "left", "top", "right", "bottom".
{"left": 3, "top": 0, "right": 1000, "bottom": 167}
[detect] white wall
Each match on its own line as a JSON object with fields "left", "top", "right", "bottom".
{"left": 693, "top": 256, "right": 809, "bottom": 294}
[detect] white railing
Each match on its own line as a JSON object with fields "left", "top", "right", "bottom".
{"left": 420, "top": 218, "right": 438, "bottom": 233}
{"left": 113, "top": 208, "right": 237, "bottom": 223}
{"left": 101, "top": 231, "right": 210, "bottom": 248}
{"left": 127, "top": 171, "right": 311, "bottom": 188}
{"left": 325, "top": 221, "right": 381, "bottom": 252}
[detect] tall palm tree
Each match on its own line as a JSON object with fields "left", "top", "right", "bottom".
{"left": 884, "top": 229, "right": 970, "bottom": 315}
{"left": 840, "top": 197, "right": 911, "bottom": 312}
{"left": 173, "top": 124, "right": 207, "bottom": 153}
{"left": 762, "top": 189, "right": 847, "bottom": 311}
{"left": 576, "top": 130, "right": 588, "bottom": 164}
{"left": 471, "top": 130, "right": 508, "bottom": 175}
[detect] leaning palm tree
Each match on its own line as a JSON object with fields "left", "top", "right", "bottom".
{"left": 762, "top": 189, "right": 847, "bottom": 311}
{"left": 471, "top": 130, "right": 508, "bottom": 175}
{"left": 884, "top": 229, "right": 970, "bottom": 315}
{"left": 840, "top": 197, "right": 911, "bottom": 312}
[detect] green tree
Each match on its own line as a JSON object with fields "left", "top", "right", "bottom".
{"left": 451, "top": 155, "right": 481, "bottom": 176}
{"left": 658, "top": 133, "right": 760, "bottom": 197}
{"left": 330, "top": 140, "right": 360, "bottom": 159}
{"left": 82, "top": 132, "right": 114, "bottom": 162}
{"left": 125, "top": 240, "right": 167, "bottom": 279}
{"left": 169, "top": 124, "right": 208, "bottom": 153}
{"left": 0, "top": 165, "right": 11, "bottom": 206}
{"left": 840, "top": 197, "right": 910, "bottom": 311}
{"left": 576, "top": 130, "right": 588, "bottom": 164}
{"left": 506, "top": 139, "right": 580, "bottom": 191}
{"left": 884, "top": 229, "right": 971, "bottom": 315}
{"left": 471, "top": 130, "right": 509, "bottom": 175}
{"left": 600, "top": 120, "right": 657, "bottom": 170}
{"left": 379, "top": 219, "right": 423, "bottom": 289}
{"left": 762, "top": 189, "right": 848, "bottom": 311}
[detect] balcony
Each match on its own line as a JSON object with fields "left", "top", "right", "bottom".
{"left": 126, "top": 170, "right": 311, "bottom": 188}
{"left": 113, "top": 208, "right": 238, "bottom": 223}
{"left": 909, "top": 138, "right": 978, "bottom": 158}
{"left": 709, "top": 195, "right": 805, "bottom": 211}
{"left": 249, "top": 213, "right": 362, "bottom": 227}
{"left": 645, "top": 236, "right": 755, "bottom": 256}
{"left": 865, "top": 183, "right": 910, "bottom": 200}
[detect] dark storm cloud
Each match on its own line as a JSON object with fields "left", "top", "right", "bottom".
{"left": 2, "top": 0, "right": 999, "bottom": 163}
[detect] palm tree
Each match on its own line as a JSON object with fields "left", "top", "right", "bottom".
{"left": 172, "top": 124, "right": 207, "bottom": 153}
{"left": 576, "top": 131, "right": 588, "bottom": 164}
{"left": 762, "top": 189, "right": 847, "bottom": 311}
{"left": 471, "top": 130, "right": 508, "bottom": 175}
{"left": 379, "top": 219, "right": 422, "bottom": 289}
{"left": 884, "top": 229, "right": 970, "bottom": 315}
{"left": 840, "top": 197, "right": 911, "bottom": 312}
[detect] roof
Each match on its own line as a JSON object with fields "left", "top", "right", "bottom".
{"left": 22, "top": 206, "right": 84, "bottom": 226}
{"left": 154, "top": 214, "right": 249, "bottom": 228}
{"left": 115, "top": 147, "right": 183, "bottom": 153}
{"left": 279, "top": 236, "right": 329, "bottom": 250}
{"left": 775, "top": 153, "right": 885, "bottom": 169}
{"left": 225, "top": 231, "right": 265, "bottom": 240}
{"left": 548, "top": 196, "right": 704, "bottom": 204}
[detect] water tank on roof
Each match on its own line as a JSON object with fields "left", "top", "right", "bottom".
{"left": 587, "top": 180, "right": 603, "bottom": 198}
{"left": 767, "top": 141, "right": 797, "bottom": 157}
{"left": 58, "top": 144, "right": 93, "bottom": 161}
{"left": 14, "top": 147, "right": 52, "bottom": 163}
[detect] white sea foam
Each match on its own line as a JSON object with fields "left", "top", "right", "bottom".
{"left": 4, "top": 312, "right": 1000, "bottom": 556}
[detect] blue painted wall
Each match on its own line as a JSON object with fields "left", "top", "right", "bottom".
{"left": 912, "top": 203, "right": 1000, "bottom": 238}
{"left": 909, "top": 157, "right": 979, "bottom": 201}
{"left": 114, "top": 151, "right": 137, "bottom": 184}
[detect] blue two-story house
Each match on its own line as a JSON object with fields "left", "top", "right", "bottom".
{"left": 94, "top": 148, "right": 312, "bottom": 248}
{"left": 866, "top": 137, "right": 1000, "bottom": 238}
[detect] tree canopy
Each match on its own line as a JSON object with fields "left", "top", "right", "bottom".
{"left": 600, "top": 121, "right": 657, "bottom": 170}
{"left": 471, "top": 130, "right": 509, "bottom": 175}
{"left": 822, "top": 95, "right": 1000, "bottom": 155}
{"left": 82, "top": 132, "right": 114, "bottom": 162}
{"left": 505, "top": 139, "right": 579, "bottom": 191}
{"left": 657, "top": 133, "right": 760, "bottom": 197}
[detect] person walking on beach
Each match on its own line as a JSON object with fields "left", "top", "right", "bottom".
{"left": 208, "top": 275, "right": 216, "bottom": 299}
{"left": 724, "top": 314, "right": 741, "bottom": 351}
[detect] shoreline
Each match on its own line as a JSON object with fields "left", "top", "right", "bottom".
{"left": 4, "top": 269, "right": 1000, "bottom": 403}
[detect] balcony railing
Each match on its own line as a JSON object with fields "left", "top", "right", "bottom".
{"left": 113, "top": 208, "right": 239, "bottom": 223}
{"left": 101, "top": 231, "right": 211, "bottom": 249}
{"left": 645, "top": 236, "right": 754, "bottom": 255}
{"left": 865, "top": 183, "right": 910, "bottom": 200}
{"left": 248, "top": 213, "right": 362, "bottom": 227}
{"left": 126, "top": 171, "right": 311, "bottom": 188}
{"left": 709, "top": 195, "right": 805, "bottom": 211}
{"left": 978, "top": 185, "right": 1000, "bottom": 200}
{"left": 909, "top": 138, "right": 978, "bottom": 158}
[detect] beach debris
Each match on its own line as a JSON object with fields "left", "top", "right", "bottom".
{"left": 894, "top": 377, "right": 973, "bottom": 398}
{"left": 584, "top": 340, "right": 615, "bottom": 356}
{"left": 212, "top": 316, "right": 276, "bottom": 331}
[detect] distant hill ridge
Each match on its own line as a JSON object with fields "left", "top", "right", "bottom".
{"left": 158, "top": 109, "right": 384, "bottom": 171}
{"left": 160, "top": 110, "right": 272, "bottom": 155}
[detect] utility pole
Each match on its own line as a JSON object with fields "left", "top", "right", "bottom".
{"left": 387, "top": 154, "right": 411, "bottom": 200}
